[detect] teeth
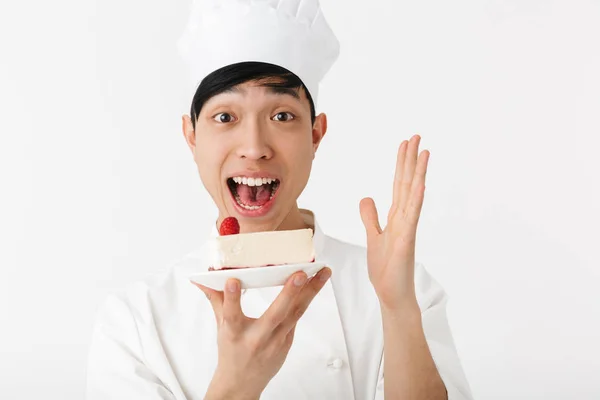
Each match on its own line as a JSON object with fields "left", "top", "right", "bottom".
{"left": 230, "top": 176, "right": 279, "bottom": 210}
{"left": 231, "top": 176, "right": 278, "bottom": 186}
{"left": 234, "top": 194, "right": 270, "bottom": 210}
{"left": 233, "top": 189, "right": 276, "bottom": 210}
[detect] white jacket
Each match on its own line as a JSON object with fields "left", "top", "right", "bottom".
{"left": 86, "top": 210, "right": 472, "bottom": 399}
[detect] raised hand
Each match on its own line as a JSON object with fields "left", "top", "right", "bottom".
{"left": 359, "top": 134, "right": 430, "bottom": 310}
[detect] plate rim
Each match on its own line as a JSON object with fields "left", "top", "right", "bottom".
{"left": 188, "top": 261, "right": 327, "bottom": 290}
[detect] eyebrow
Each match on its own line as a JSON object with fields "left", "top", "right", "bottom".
{"left": 224, "top": 85, "right": 301, "bottom": 100}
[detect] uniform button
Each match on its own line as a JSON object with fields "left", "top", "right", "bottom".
{"left": 329, "top": 358, "right": 344, "bottom": 369}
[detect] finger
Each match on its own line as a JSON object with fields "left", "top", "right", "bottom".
{"left": 275, "top": 267, "right": 332, "bottom": 336}
{"left": 258, "top": 271, "right": 307, "bottom": 334}
{"left": 398, "top": 135, "right": 421, "bottom": 217}
{"left": 222, "top": 278, "right": 244, "bottom": 329}
{"left": 405, "top": 151, "right": 429, "bottom": 230}
{"left": 191, "top": 281, "right": 224, "bottom": 322}
{"left": 391, "top": 140, "right": 408, "bottom": 215}
{"left": 360, "top": 198, "right": 382, "bottom": 240}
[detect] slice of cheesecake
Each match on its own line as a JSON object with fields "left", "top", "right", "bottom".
{"left": 209, "top": 228, "right": 315, "bottom": 270}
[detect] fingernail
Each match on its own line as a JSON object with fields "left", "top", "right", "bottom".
{"left": 320, "top": 268, "right": 331, "bottom": 281}
{"left": 294, "top": 273, "right": 307, "bottom": 287}
{"left": 227, "top": 280, "right": 238, "bottom": 293}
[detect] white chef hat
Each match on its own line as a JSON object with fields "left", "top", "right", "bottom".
{"left": 177, "top": 0, "right": 340, "bottom": 107}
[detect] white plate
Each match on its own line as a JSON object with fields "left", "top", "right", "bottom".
{"left": 189, "top": 262, "right": 326, "bottom": 291}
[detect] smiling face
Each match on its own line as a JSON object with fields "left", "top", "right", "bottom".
{"left": 182, "top": 79, "right": 327, "bottom": 233}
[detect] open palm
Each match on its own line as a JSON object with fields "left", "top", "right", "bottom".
{"left": 359, "top": 135, "right": 430, "bottom": 309}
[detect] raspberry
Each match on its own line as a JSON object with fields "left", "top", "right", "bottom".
{"left": 219, "top": 217, "right": 240, "bottom": 235}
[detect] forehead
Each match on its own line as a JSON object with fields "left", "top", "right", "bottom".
{"left": 207, "top": 80, "right": 308, "bottom": 105}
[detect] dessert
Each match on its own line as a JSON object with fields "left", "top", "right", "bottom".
{"left": 209, "top": 217, "right": 315, "bottom": 271}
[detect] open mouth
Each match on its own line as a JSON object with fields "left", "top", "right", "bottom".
{"left": 226, "top": 176, "right": 281, "bottom": 211}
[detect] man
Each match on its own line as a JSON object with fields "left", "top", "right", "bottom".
{"left": 86, "top": 0, "right": 472, "bottom": 399}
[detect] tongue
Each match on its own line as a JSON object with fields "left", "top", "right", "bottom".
{"left": 237, "top": 184, "right": 271, "bottom": 206}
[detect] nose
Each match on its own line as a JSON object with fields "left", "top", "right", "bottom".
{"left": 235, "top": 119, "right": 273, "bottom": 160}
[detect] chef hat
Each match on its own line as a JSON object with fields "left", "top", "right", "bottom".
{"left": 177, "top": 0, "right": 340, "bottom": 106}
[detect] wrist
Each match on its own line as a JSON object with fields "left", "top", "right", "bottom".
{"left": 205, "top": 385, "right": 260, "bottom": 400}
{"left": 379, "top": 298, "right": 421, "bottom": 321}
{"left": 205, "top": 370, "right": 261, "bottom": 400}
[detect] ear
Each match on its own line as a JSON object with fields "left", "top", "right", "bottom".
{"left": 311, "top": 113, "right": 328, "bottom": 158}
{"left": 182, "top": 114, "right": 196, "bottom": 156}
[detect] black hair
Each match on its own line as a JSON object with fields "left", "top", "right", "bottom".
{"left": 190, "top": 61, "right": 316, "bottom": 130}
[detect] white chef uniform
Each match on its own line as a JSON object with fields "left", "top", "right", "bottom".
{"left": 86, "top": 209, "right": 472, "bottom": 399}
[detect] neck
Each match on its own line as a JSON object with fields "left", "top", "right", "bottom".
{"left": 276, "top": 205, "right": 309, "bottom": 231}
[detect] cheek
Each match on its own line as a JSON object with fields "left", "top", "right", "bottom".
{"left": 278, "top": 136, "right": 314, "bottom": 187}
{"left": 278, "top": 126, "right": 314, "bottom": 154}
{"left": 195, "top": 135, "right": 227, "bottom": 189}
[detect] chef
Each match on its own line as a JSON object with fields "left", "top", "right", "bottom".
{"left": 86, "top": 0, "right": 473, "bottom": 398}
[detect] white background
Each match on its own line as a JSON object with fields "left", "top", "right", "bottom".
{"left": 1, "top": 0, "right": 599, "bottom": 398}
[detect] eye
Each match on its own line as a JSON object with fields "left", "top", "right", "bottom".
{"left": 213, "top": 113, "right": 236, "bottom": 123}
{"left": 272, "top": 112, "right": 295, "bottom": 122}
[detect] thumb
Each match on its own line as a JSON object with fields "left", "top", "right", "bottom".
{"left": 359, "top": 197, "right": 382, "bottom": 240}
{"left": 191, "top": 281, "right": 224, "bottom": 323}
